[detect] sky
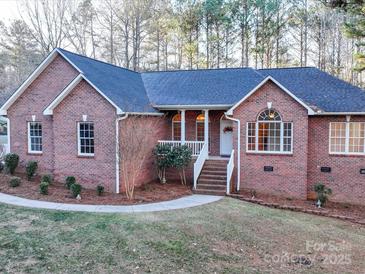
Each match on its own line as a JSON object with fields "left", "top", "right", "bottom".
{"left": 0, "top": 0, "right": 19, "bottom": 22}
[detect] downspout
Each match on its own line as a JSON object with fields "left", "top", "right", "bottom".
{"left": 115, "top": 113, "right": 129, "bottom": 194}
{"left": 224, "top": 114, "right": 240, "bottom": 192}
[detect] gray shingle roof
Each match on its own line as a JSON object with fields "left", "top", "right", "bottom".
{"left": 58, "top": 48, "right": 157, "bottom": 113}
{"left": 55, "top": 49, "right": 365, "bottom": 114}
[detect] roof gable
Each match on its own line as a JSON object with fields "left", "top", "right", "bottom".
{"left": 226, "top": 76, "right": 315, "bottom": 115}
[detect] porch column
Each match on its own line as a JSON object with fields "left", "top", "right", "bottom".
{"left": 204, "top": 109, "right": 209, "bottom": 150}
{"left": 180, "top": 110, "right": 186, "bottom": 145}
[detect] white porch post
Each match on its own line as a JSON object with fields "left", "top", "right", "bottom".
{"left": 181, "top": 110, "right": 186, "bottom": 145}
{"left": 204, "top": 109, "right": 209, "bottom": 151}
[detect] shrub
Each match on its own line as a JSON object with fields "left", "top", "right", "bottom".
{"left": 70, "top": 183, "right": 82, "bottom": 198}
{"left": 9, "top": 177, "right": 21, "bottom": 187}
{"left": 153, "top": 144, "right": 174, "bottom": 184}
{"left": 26, "top": 161, "right": 38, "bottom": 180}
{"left": 171, "top": 145, "right": 192, "bottom": 185}
{"left": 65, "top": 176, "right": 76, "bottom": 189}
{"left": 4, "top": 153, "right": 19, "bottom": 175}
{"left": 41, "top": 174, "right": 53, "bottom": 184}
{"left": 0, "top": 162, "right": 4, "bottom": 173}
{"left": 39, "top": 181, "right": 49, "bottom": 195}
{"left": 314, "top": 183, "right": 332, "bottom": 207}
{"left": 96, "top": 185, "right": 105, "bottom": 196}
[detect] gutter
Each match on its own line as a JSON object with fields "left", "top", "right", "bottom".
{"left": 224, "top": 114, "right": 241, "bottom": 192}
{"left": 115, "top": 113, "right": 129, "bottom": 194}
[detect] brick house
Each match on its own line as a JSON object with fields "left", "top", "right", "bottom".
{"left": 1, "top": 48, "right": 365, "bottom": 205}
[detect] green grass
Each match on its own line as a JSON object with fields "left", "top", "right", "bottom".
{"left": 0, "top": 198, "right": 364, "bottom": 273}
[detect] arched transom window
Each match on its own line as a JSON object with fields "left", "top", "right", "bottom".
{"left": 247, "top": 109, "right": 293, "bottom": 153}
{"left": 172, "top": 114, "right": 181, "bottom": 141}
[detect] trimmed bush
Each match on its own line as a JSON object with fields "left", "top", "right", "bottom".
{"left": 41, "top": 174, "right": 53, "bottom": 185}
{"left": 4, "top": 153, "right": 19, "bottom": 175}
{"left": 0, "top": 162, "right": 4, "bottom": 173}
{"left": 40, "top": 181, "right": 49, "bottom": 195}
{"left": 70, "top": 183, "right": 82, "bottom": 198}
{"left": 26, "top": 161, "right": 38, "bottom": 180}
{"left": 96, "top": 185, "right": 104, "bottom": 196}
{"left": 9, "top": 177, "right": 21, "bottom": 187}
{"left": 65, "top": 176, "right": 76, "bottom": 189}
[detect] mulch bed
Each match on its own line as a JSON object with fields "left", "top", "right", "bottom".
{"left": 0, "top": 172, "right": 192, "bottom": 205}
{"left": 230, "top": 190, "right": 365, "bottom": 225}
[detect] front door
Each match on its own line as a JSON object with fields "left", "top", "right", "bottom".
{"left": 220, "top": 119, "right": 233, "bottom": 156}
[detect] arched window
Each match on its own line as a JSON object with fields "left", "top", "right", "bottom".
{"left": 196, "top": 114, "right": 205, "bottom": 141}
{"left": 247, "top": 109, "right": 292, "bottom": 153}
{"left": 172, "top": 114, "right": 181, "bottom": 141}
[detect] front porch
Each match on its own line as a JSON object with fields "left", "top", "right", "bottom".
{"left": 158, "top": 109, "right": 236, "bottom": 195}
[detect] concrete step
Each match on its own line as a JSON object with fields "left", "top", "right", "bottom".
{"left": 197, "top": 183, "right": 226, "bottom": 190}
{"left": 198, "top": 178, "right": 226, "bottom": 184}
{"left": 199, "top": 174, "right": 227, "bottom": 180}
{"left": 193, "top": 189, "right": 226, "bottom": 196}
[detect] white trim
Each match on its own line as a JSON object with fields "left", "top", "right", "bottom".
{"left": 154, "top": 104, "right": 231, "bottom": 110}
{"left": 27, "top": 121, "right": 43, "bottom": 154}
{"left": 77, "top": 121, "right": 95, "bottom": 157}
{"left": 55, "top": 48, "right": 83, "bottom": 73}
{"left": 316, "top": 112, "right": 365, "bottom": 116}
{"left": 226, "top": 76, "right": 315, "bottom": 116}
{"left": 43, "top": 74, "right": 123, "bottom": 115}
{"left": 181, "top": 110, "right": 186, "bottom": 144}
{"left": 121, "top": 112, "right": 164, "bottom": 116}
{"left": 115, "top": 114, "right": 129, "bottom": 194}
{"left": 7, "top": 118, "right": 10, "bottom": 153}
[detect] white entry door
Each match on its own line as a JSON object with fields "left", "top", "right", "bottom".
{"left": 220, "top": 119, "right": 233, "bottom": 156}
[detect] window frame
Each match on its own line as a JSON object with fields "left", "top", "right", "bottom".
{"left": 77, "top": 121, "right": 95, "bottom": 157}
{"left": 329, "top": 122, "right": 365, "bottom": 156}
{"left": 27, "top": 121, "right": 43, "bottom": 154}
{"left": 246, "top": 109, "right": 293, "bottom": 155}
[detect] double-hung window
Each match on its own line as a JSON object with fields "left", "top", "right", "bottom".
{"left": 329, "top": 122, "right": 365, "bottom": 155}
{"left": 28, "top": 122, "right": 42, "bottom": 153}
{"left": 78, "top": 122, "right": 94, "bottom": 156}
{"left": 247, "top": 109, "right": 293, "bottom": 154}
{"left": 172, "top": 114, "right": 181, "bottom": 141}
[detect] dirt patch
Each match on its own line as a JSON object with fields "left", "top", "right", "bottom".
{"left": 234, "top": 189, "right": 365, "bottom": 223}
{"left": 0, "top": 172, "right": 192, "bottom": 205}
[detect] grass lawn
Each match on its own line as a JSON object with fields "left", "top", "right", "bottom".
{"left": 0, "top": 198, "right": 364, "bottom": 273}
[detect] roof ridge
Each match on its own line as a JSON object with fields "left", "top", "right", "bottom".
{"left": 56, "top": 48, "right": 140, "bottom": 74}
{"left": 258, "top": 66, "right": 316, "bottom": 70}
{"left": 141, "top": 67, "right": 254, "bottom": 73}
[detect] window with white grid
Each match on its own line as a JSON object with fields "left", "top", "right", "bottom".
{"left": 246, "top": 109, "right": 292, "bottom": 154}
{"left": 78, "top": 122, "right": 94, "bottom": 156}
{"left": 28, "top": 122, "right": 42, "bottom": 153}
{"left": 330, "top": 122, "right": 365, "bottom": 155}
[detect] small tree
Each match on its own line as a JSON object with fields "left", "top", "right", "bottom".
{"left": 314, "top": 183, "right": 332, "bottom": 207}
{"left": 153, "top": 143, "right": 174, "bottom": 184}
{"left": 171, "top": 145, "right": 192, "bottom": 185}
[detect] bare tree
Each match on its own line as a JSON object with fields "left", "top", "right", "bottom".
{"left": 18, "top": 0, "right": 68, "bottom": 55}
{"left": 118, "top": 115, "right": 166, "bottom": 199}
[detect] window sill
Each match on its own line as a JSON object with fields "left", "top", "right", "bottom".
{"left": 329, "top": 153, "right": 365, "bottom": 158}
{"left": 77, "top": 154, "right": 95, "bottom": 158}
{"left": 246, "top": 151, "right": 293, "bottom": 156}
{"left": 27, "top": 152, "right": 43, "bottom": 156}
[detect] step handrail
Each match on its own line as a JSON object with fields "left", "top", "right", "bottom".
{"left": 193, "top": 143, "right": 208, "bottom": 190}
{"left": 226, "top": 150, "right": 235, "bottom": 195}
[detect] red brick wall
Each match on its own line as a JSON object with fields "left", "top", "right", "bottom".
{"left": 7, "top": 55, "right": 78, "bottom": 173}
{"left": 53, "top": 80, "right": 118, "bottom": 192}
{"left": 233, "top": 80, "right": 309, "bottom": 199}
{"left": 118, "top": 115, "right": 169, "bottom": 192}
{"left": 308, "top": 116, "right": 365, "bottom": 205}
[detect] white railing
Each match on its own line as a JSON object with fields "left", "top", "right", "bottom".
{"left": 226, "top": 149, "right": 235, "bottom": 195}
{"left": 158, "top": 140, "right": 205, "bottom": 156}
{"left": 193, "top": 143, "right": 208, "bottom": 190}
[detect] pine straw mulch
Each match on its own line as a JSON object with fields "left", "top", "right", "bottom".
{"left": 0, "top": 172, "right": 192, "bottom": 205}
{"left": 230, "top": 189, "right": 365, "bottom": 225}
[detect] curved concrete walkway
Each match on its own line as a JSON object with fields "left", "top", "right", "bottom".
{"left": 0, "top": 192, "right": 223, "bottom": 213}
